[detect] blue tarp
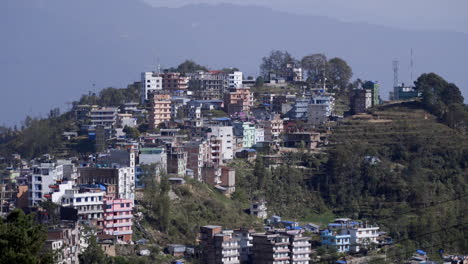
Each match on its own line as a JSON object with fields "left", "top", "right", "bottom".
{"left": 336, "top": 261, "right": 347, "bottom": 264}
{"left": 417, "top": 249, "right": 427, "bottom": 255}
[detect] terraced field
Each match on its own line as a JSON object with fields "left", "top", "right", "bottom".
{"left": 328, "top": 102, "right": 468, "bottom": 148}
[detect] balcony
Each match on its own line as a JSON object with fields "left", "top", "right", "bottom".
{"left": 112, "top": 222, "right": 132, "bottom": 228}
{"left": 105, "top": 215, "right": 133, "bottom": 220}
{"left": 292, "top": 241, "right": 311, "bottom": 247}
{"left": 292, "top": 255, "right": 311, "bottom": 261}
{"left": 113, "top": 230, "right": 133, "bottom": 235}
{"left": 222, "top": 251, "right": 239, "bottom": 257}
{"left": 109, "top": 207, "right": 132, "bottom": 212}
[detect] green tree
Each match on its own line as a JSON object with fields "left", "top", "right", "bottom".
{"left": 123, "top": 126, "right": 140, "bottom": 139}
{"left": 327, "top": 57, "right": 353, "bottom": 91}
{"left": 301, "top": 53, "right": 328, "bottom": 88}
{"left": 260, "top": 50, "right": 296, "bottom": 79}
{"left": 255, "top": 76, "right": 265, "bottom": 88}
{"left": 0, "top": 209, "right": 52, "bottom": 264}
{"left": 176, "top": 60, "right": 208, "bottom": 75}
{"left": 79, "top": 236, "right": 111, "bottom": 264}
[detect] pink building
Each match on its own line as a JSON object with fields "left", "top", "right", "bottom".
{"left": 103, "top": 199, "right": 133, "bottom": 242}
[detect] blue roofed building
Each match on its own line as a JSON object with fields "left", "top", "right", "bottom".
{"left": 321, "top": 230, "right": 351, "bottom": 253}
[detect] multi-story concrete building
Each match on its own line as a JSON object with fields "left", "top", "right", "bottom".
{"left": 253, "top": 231, "right": 311, "bottom": 264}
{"left": 289, "top": 97, "right": 310, "bottom": 120}
{"left": 167, "top": 151, "right": 187, "bottom": 177}
{"left": 363, "top": 81, "right": 380, "bottom": 107}
{"left": 207, "top": 126, "right": 234, "bottom": 163}
{"left": 224, "top": 87, "right": 253, "bottom": 115}
{"left": 255, "top": 127, "right": 265, "bottom": 144}
{"left": 61, "top": 188, "right": 104, "bottom": 225}
{"left": 149, "top": 91, "right": 171, "bottom": 129}
{"left": 307, "top": 95, "right": 335, "bottom": 125}
{"left": 351, "top": 89, "right": 372, "bottom": 114}
{"left": 160, "top": 72, "right": 189, "bottom": 91}
{"left": 29, "top": 161, "right": 77, "bottom": 206}
{"left": 250, "top": 200, "right": 268, "bottom": 219}
{"left": 320, "top": 230, "right": 351, "bottom": 253}
{"left": 46, "top": 223, "right": 80, "bottom": 264}
{"left": 141, "top": 71, "right": 162, "bottom": 102}
{"left": 200, "top": 225, "right": 241, "bottom": 264}
{"left": 138, "top": 147, "right": 167, "bottom": 171}
{"left": 220, "top": 167, "right": 236, "bottom": 194}
{"left": 78, "top": 167, "right": 135, "bottom": 201}
{"left": 261, "top": 114, "right": 284, "bottom": 142}
{"left": 233, "top": 228, "right": 254, "bottom": 263}
{"left": 170, "top": 97, "right": 190, "bottom": 119}
{"left": 252, "top": 233, "right": 290, "bottom": 264}
{"left": 183, "top": 140, "right": 210, "bottom": 181}
{"left": 228, "top": 71, "right": 243, "bottom": 88}
{"left": 189, "top": 71, "right": 230, "bottom": 100}
{"left": 282, "top": 230, "right": 311, "bottom": 264}
{"left": 341, "top": 224, "right": 380, "bottom": 252}
{"left": 233, "top": 122, "right": 256, "bottom": 148}
{"left": 391, "top": 84, "right": 421, "bottom": 101}
{"left": 90, "top": 107, "right": 118, "bottom": 128}
{"left": 103, "top": 199, "right": 133, "bottom": 242}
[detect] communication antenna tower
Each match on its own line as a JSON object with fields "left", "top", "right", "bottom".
{"left": 392, "top": 60, "right": 399, "bottom": 88}
{"left": 410, "top": 48, "right": 414, "bottom": 84}
{"left": 156, "top": 57, "right": 161, "bottom": 74}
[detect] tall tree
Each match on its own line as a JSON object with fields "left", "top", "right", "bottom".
{"left": 176, "top": 60, "right": 208, "bottom": 75}
{"left": 0, "top": 209, "right": 52, "bottom": 264}
{"left": 301, "top": 53, "right": 328, "bottom": 88}
{"left": 260, "top": 50, "right": 296, "bottom": 79}
{"left": 327, "top": 57, "right": 353, "bottom": 91}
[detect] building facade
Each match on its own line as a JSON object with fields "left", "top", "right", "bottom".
{"left": 103, "top": 199, "right": 133, "bottom": 242}
{"left": 149, "top": 91, "right": 171, "bottom": 129}
{"left": 141, "top": 71, "right": 162, "bottom": 102}
{"left": 200, "top": 225, "right": 240, "bottom": 264}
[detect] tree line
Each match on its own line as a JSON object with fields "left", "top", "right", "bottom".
{"left": 259, "top": 50, "right": 353, "bottom": 92}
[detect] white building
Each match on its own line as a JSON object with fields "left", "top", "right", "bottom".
{"left": 343, "top": 225, "right": 380, "bottom": 252}
{"left": 29, "top": 161, "right": 77, "bottom": 206}
{"left": 254, "top": 127, "right": 265, "bottom": 145}
{"left": 61, "top": 189, "right": 104, "bottom": 223}
{"left": 208, "top": 126, "right": 234, "bottom": 162}
{"left": 307, "top": 95, "right": 335, "bottom": 125}
{"left": 117, "top": 114, "right": 137, "bottom": 128}
{"left": 90, "top": 107, "right": 118, "bottom": 128}
{"left": 228, "top": 71, "right": 243, "bottom": 88}
{"left": 51, "top": 180, "right": 75, "bottom": 204}
{"left": 141, "top": 71, "right": 162, "bottom": 102}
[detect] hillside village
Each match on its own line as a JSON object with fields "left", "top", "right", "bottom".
{"left": 0, "top": 54, "right": 467, "bottom": 264}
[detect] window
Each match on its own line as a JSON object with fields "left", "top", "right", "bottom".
{"left": 106, "top": 205, "right": 111, "bottom": 209}
{"left": 147, "top": 80, "right": 150, "bottom": 83}
{"left": 76, "top": 198, "right": 82, "bottom": 202}
{"left": 147, "top": 85, "right": 150, "bottom": 88}
{"left": 126, "top": 203, "right": 130, "bottom": 207}
{"left": 121, "top": 203, "right": 125, "bottom": 208}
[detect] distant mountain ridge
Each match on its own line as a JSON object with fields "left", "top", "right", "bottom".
{"left": 2, "top": 0, "right": 467, "bottom": 125}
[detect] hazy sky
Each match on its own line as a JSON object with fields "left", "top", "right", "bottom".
{"left": 143, "top": 0, "right": 468, "bottom": 33}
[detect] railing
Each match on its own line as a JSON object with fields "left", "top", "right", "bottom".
{"left": 113, "top": 230, "right": 133, "bottom": 235}
{"left": 105, "top": 215, "right": 133, "bottom": 220}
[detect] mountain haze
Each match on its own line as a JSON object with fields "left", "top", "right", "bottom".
{"left": 2, "top": 0, "right": 467, "bottom": 125}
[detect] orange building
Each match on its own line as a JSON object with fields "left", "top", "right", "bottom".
{"left": 149, "top": 91, "right": 171, "bottom": 129}
{"left": 224, "top": 87, "right": 253, "bottom": 115}
{"left": 160, "top": 72, "right": 189, "bottom": 91}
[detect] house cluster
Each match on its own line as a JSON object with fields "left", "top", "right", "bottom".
{"left": 0, "top": 66, "right": 398, "bottom": 263}
{"left": 0, "top": 150, "right": 137, "bottom": 262}
{"left": 320, "top": 218, "right": 380, "bottom": 253}
{"left": 199, "top": 225, "right": 311, "bottom": 264}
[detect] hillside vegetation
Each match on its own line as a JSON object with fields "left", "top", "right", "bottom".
{"left": 231, "top": 102, "right": 467, "bottom": 260}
